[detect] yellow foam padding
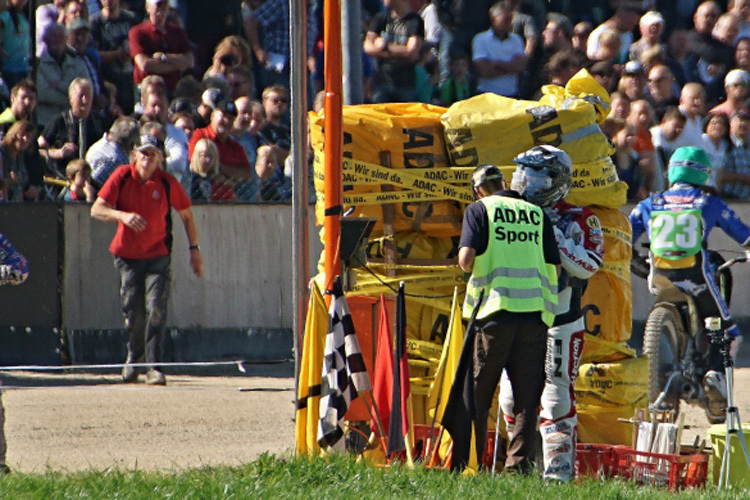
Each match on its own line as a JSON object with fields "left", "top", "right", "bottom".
{"left": 576, "top": 356, "right": 648, "bottom": 407}
{"left": 580, "top": 207, "right": 633, "bottom": 342}
{"left": 310, "top": 102, "right": 465, "bottom": 238}
{"left": 440, "top": 69, "right": 627, "bottom": 208}
{"left": 577, "top": 401, "right": 647, "bottom": 445}
{"left": 580, "top": 333, "right": 636, "bottom": 364}
{"left": 581, "top": 271, "right": 632, "bottom": 343}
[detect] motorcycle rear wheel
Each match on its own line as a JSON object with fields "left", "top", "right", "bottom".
{"left": 644, "top": 305, "right": 687, "bottom": 414}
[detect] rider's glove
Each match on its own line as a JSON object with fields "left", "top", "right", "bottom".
{"left": 745, "top": 249, "right": 750, "bottom": 263}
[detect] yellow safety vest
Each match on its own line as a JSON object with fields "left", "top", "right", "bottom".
{"left": 463, "top": 195, "right": 558, "bottom": 326}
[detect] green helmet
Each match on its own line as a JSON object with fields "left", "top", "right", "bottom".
{"left": 667, "top": 147, "right": 712, "bottom": 187}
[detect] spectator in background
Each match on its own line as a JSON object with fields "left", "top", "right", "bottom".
{"left": 710, "top": 69, "right": 750, "bottom": 118}
{"left": 702, "top": 112, "right": 731, "bottom": 178}
{"left": 618, "top": 60, "right": 647, "bottom": 101}
{"left": 571, "top": 21, "right": 592, "bottom": 57}
{"left": 90, "top": 0, "right": 139, "bottom": 115}
{"left": 540, "top": 12, "right": 574, "bottom": 69}
{"left": 538, "top": 50, "right": 581, "bottom": 93}
{"left": 244, "top": 0, "right": 317, "bottom": 93}
{"left": 0, "top": 120, "right": 43, "bottom": 202}
{"left": 590, "top": 61, "right": 617, "bottom": 94}
{"left": 188, "top": 99, "right": 253, "bottom": 196}
{"left": 412, "top": 0, "right": 442, "bottom": 56}
{"left": 719, "top": 107, "right": 750, "bottom": 199}
{"left": 39, "top": 78, "right": 102, "bottom": 178}
{"left": 688, "top": 2, "right": 723, "bottom": 60}
{"left": 0, "top": 0, "right": 32, "bottom": 88}
{"left": 628, "top": 98, "right": 657, "bottom": 190}
{"left": 590, "top": 28, "right": 621, "bottom": 65}
{"left": 472, "top": 1, "right": 526, "bottom": 98}
{"left": 608, "top": 91, "right": 631, "bottom": 121}
{"left": 36, "top": 23, "right": 89, "bottom": 128}
{"left": 227, "top": 65, "right": 255, "bottom": 100}
{"left": 203, "top": 35, "right": 252, "bottom": 82}
{"left": 231, "top": 96, "right": 263, "bottom": 200}
{"left": 86, "top": 115, "right": 139, "bottom": 189}
{"left": 173, "top": 74, "right": 203, "bottom": 107}
{"left": 256, "top": 144, "right": 289, "bottom": 202}
{"left": 611, "top": 118, "right": 649, "bottom": 200}
{"left": 435, "top": 0, "right": 493, "bottom": 84}
{"left": 730, "top": 0, "right": 750, "bottom": 41}
{"left": 646, "top": 64, "right": 680, "bottom": 122}
{"left": 195, "top": 87, "right": 225, "bottom": 130}
{"left": 66, "top": 18, "right": 103, "bottom": 98}
{"left": 260, "top": 84, "right": 291, "bottom": 162}
{"left": 585, "top": 2, "right": 640, "bottom": 65}
{"left": 679, "top": 83, "right": 708, "bottom": 147}
{"left": 189, "top": 137, "right": 232, "bottom": 201}
{"left": 63, "top": 158, "right": 95, "bottom": 201}
{"left": 363, "top": 0, "right": 424, "bottom": 103}
{"left": 713, "top": 12, "right": 741, "bottom": 48}
{"left": 629, "top": 11, "right": 665, "bottom": 63}
{"left": 171, "top": 112, "right": 194, "bottom": 140}
{"left": 735, "top": 37, "right": 750, "bottom": 72}
{"left": 667, "top": 29, "right": 692, "bottom": 87}
{"left": 0, "top": 80, "right": 37, "bottom": 136}
{"left": 139, "top": 85, "right": 189, "bottom": 191}
{"left": 651, "top": 106, "right": 688, "bottom": 191}
{"left": 129, "top": 0, "right": 194, "bottom": 99}
{"left": 437, "top": 51, "right": 475, "bottom": 106}
{"left": 36, "top": 0, "right": 67, "bottom": 58}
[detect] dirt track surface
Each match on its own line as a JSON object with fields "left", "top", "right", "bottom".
{"left": 1, "top": 368, "right": 749, "bottom": 473}
{"left": 1, "top": 371, "right": 296, "bottom": 472}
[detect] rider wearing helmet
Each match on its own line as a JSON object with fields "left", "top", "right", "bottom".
{"left": 499, "top": 145, "right": 604, "bottom": 482}
{"left": 454, "top": 162, "right": 561, "bottom": 473}
{"left": 629, "top": 146, "right": 750, "bottom": 422}
{"left": 0, "top": 232, "right": 29, "bottom": 475}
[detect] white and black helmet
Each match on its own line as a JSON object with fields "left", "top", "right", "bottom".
{"left": 510, "top": 145, "right": 573, "bottom": 207}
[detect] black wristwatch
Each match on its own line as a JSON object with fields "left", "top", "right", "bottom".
{"left": 189, "top": 244, "right": 200, "bottom": 251}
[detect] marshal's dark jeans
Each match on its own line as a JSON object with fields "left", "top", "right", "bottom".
{"left": 114, "top": 255, "right": 171, "bottom": 368}
{"left": 473, "top": 316, "right": 547, "bottom": 472}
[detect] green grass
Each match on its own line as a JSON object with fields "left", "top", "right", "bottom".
{"left": 0, "top": 453, "right": 743, "bottom": 500}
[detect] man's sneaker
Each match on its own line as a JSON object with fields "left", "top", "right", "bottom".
{"left": 0, "top": 463, "right": 10, "bottom": 475}
{"left": 145, "top": 369, "right": 166, "bottom": 386}
{"left": 122, "top": 364, "right": 137, "bottom": 383}
{"left": 704, "top": 370, "right": 727, "bottom": 421}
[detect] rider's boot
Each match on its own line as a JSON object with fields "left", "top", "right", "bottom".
{"left": 703, "top": 370, "right": 728, "bottom": 421}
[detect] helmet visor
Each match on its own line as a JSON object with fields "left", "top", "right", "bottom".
{"left": 511, "top": 165, "right": 553, "bottom": 197}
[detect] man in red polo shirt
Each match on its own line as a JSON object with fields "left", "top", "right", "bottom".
{"left": 91, "top": 134, "right": 203, "bottom": 386}
{"left": 189, "top": 99, "right": 254, "bottom": 193}
{"left": 129, "top": 0, "right": 193, "bottom": 95}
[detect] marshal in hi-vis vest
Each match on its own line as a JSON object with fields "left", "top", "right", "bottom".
{"left": 463, "top": 195, "right": 559, "bottom": 326}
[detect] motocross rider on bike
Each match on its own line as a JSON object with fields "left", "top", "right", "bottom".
{"left": 499, "top": 145, "right": 604, "bottom": 481}
{"left": 629, "top": 146, "right": 750, "bottom": 421}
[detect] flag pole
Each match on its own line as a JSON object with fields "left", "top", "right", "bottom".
{"left": 424, "top": 286, "right": 460, "bottom": 463}
{"left": 360, "top": 390, "right": 388, "bottom": 453}
{"left": 323, "top": 0, "right": 343, "bottom": 292}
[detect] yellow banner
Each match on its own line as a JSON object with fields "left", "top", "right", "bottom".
{"left": 342, "top": 158, "right": 474, "bottom": 203}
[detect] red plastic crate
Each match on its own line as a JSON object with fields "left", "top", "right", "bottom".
{"left": 575, "top": 443, "right": 617, "bottom": 478}
{"left": 610, "top": 447, "right": 709, "bottom": 490}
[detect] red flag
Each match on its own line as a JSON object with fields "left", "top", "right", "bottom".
{"left": 370, "top": 294, "right": 394, "bottom": 437}
{"left": 387, "top": 282, "right": 410, "bottom": 456}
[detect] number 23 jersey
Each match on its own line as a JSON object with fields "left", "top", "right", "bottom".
{"left": 629, "top": 182, "right": 750, "bottom": 269}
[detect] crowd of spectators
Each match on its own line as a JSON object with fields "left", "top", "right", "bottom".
{"left": 5, "top": 0, "right": 750, "bottom": 204}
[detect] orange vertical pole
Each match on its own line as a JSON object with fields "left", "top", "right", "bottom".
{"left": 323, "top": 0, "right": 343, "bottom": 292}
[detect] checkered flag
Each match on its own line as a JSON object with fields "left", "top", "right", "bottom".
{"left": 317, "top": 278, "right": 371, "bottom": 449}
